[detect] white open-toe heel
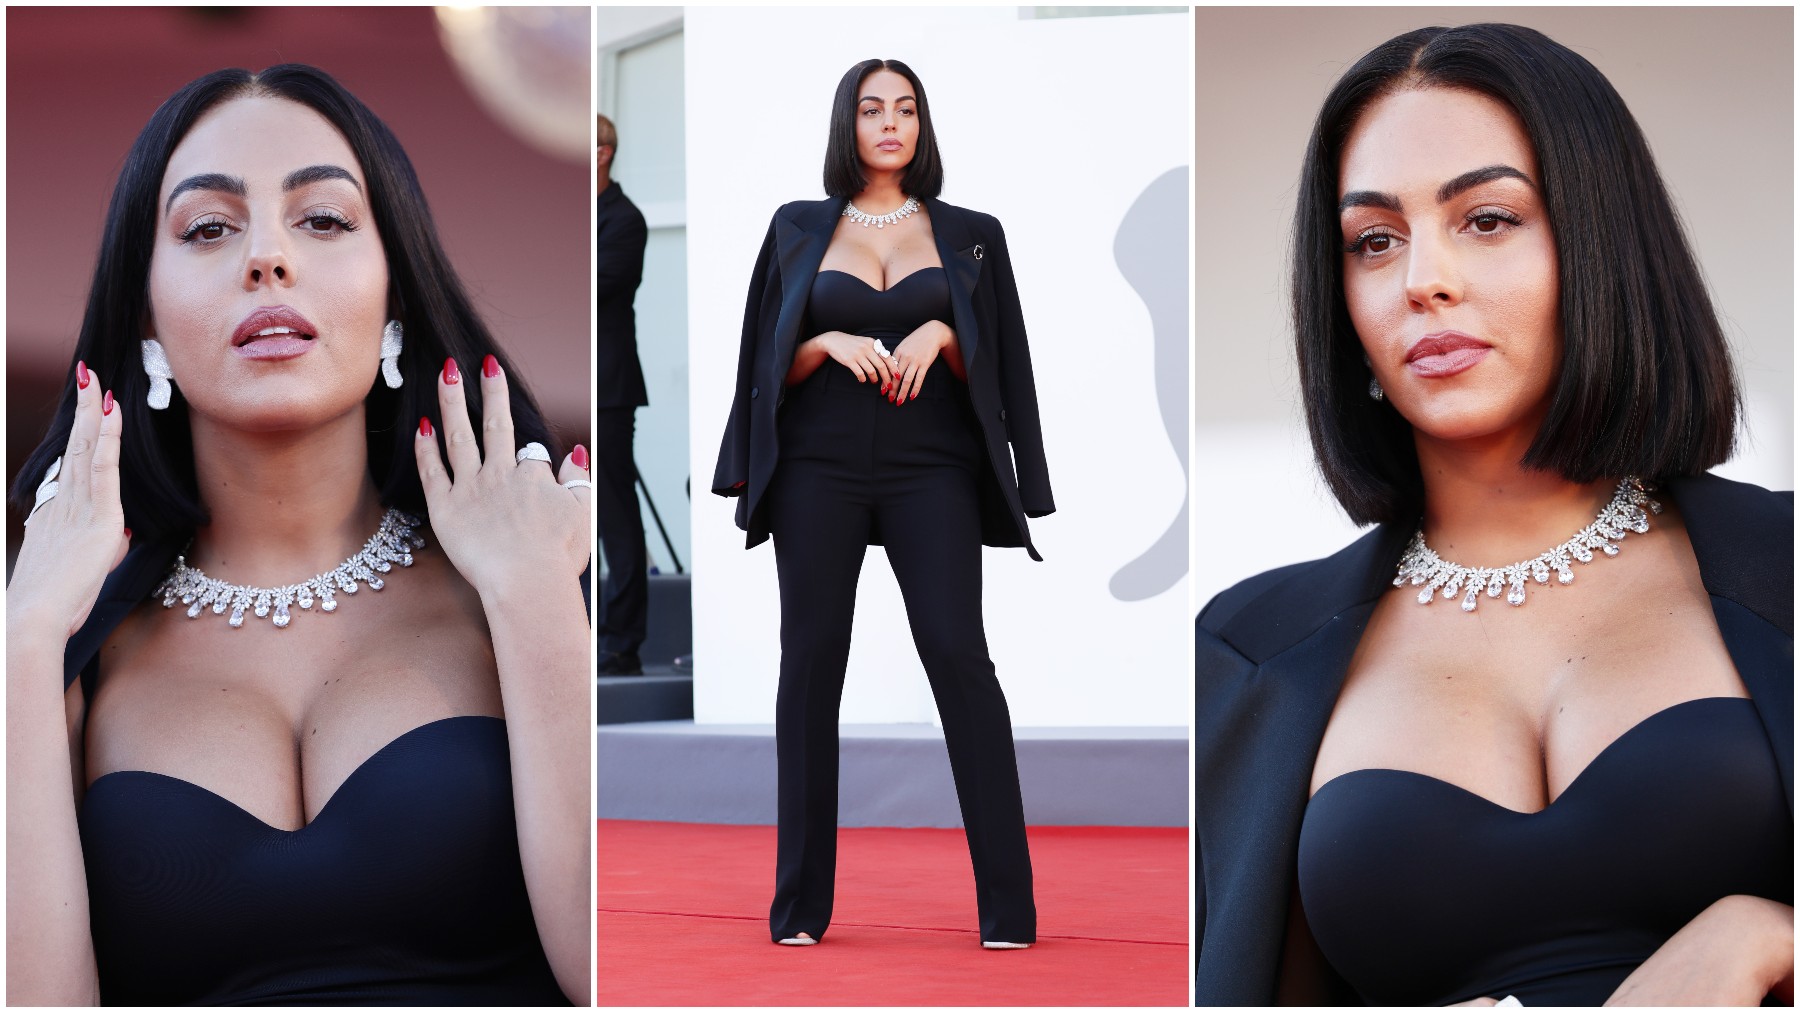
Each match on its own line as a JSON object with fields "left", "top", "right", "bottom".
{"left": 982, "top": 941, "right": 1032, "bottom": 950}
{"left": 777, "top": 932, "right": 817, "bottom": 946}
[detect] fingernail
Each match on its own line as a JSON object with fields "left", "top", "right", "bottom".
{"left": 482, "top": 354, "right": 500, "bottom": 378}
{"left": 102, "top": 390, "right": 115, "bottom": 415}
{"left": 572, "top": 444, "right": 589, "bottom": 470}
{"left": 442, "top": 358, "right": 460, "bottom": 385}
{"left": 418, "top": 416, "right": 434, "bottom": 437}
{"left": 123, "top": 527, "right": 132, "bottom": 540}
{"left": 77, "top": 360, "right": 90, "bottom": 389}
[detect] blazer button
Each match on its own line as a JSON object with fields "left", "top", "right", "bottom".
{"left": 999, "top": 408, "right": 1007, "bottom": 421}
{"left": 751, "top": 387, "right": 760, "bottom": 399}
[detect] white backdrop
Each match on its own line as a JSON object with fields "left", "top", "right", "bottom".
{"left": 686, "top": 8, "right": 1192, "bottom": 727}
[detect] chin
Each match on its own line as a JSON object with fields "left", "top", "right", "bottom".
{"left": 198, "top": 384, "right": 370, "bottom": 434}
{"left": 1393, "top": 390, "right": 1549, "bottom": 446}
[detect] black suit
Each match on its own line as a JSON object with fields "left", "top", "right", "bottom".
{"left": 596, "top": 181, "right": 649, "bottom": 658}
{"left": 711, "top": 196, "right": 1052, "bottom": 945}
{"left": 1193, "top": 473, "right": 1794, "bottom": 1003}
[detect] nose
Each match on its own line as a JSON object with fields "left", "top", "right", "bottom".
{"left": 1403, "top": 232, "right": 1461, "bottom": 310}
{"left": 242, "top": 219, "right": 293, "bottom": 290}
{"left": 881, "top": 108, "right": 898, "bottom": 132}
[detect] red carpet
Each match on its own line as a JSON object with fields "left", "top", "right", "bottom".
{"left": 598, "top": 820, "right": 1190, "bottom": 1006}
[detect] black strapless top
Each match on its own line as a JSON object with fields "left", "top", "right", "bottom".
{"left": 79, "top": 715, "right": 569, "bottom": 1006}
{"left": 1298, "top": 697, "right": 1791, "bottom": 1006}
{"left": 810, "top": 268, "right": 951, "bottom": 341}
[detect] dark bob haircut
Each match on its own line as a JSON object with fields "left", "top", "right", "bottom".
{"left": 822, "top": 59, "right": 944, "bottom": 200}
{"left": 1293, "top": 24, "right": 1739, "bottom": 526}
{"left": 9, "top": 64, "right": 556, "bottom": 540}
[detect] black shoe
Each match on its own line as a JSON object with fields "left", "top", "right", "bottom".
{"left": 599, "top": 651, "right": 643, "bottom": 676}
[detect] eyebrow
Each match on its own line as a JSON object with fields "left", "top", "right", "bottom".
{"left": 164, "top": 164, "right": 361, "bottom": 213}
{"left": 859, "top": 95, "right": 917, "bottom": 104}
{"left": 1340, "top": 163, "right": 1535, "bottom": 216}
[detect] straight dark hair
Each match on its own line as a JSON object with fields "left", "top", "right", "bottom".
{"left": 822, "top": 59, "right": 944, "bottom": 199}
{"left": 1293, "top": 24, "right": 1740, "bottom": 525}
{"left": 10, "top": 64, "right": 557, "bottom": 539}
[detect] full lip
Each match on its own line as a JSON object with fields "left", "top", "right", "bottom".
{"left": 231, "top": 305, "right": 318, "bottom": 362}
{"left": 1405, "top": 330, "right": 1492, "bottom": 378}
{"left": 875, "top": 138, "right": 905, "bottom": 152}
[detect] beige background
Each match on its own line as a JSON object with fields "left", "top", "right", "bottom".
{"left": 1193, "top": 7, "right": 1794, "bottom": 604}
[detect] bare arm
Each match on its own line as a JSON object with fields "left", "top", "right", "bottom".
{"left": 1604, "top": 895, "right": 1792, "bottom": 1006}
{"left": 7, "top": 367, "right": 128, "bottom": 1004}
{"left": 786, "top": 331, "right": 895, "bottom": 389}
{"left": 415, "top": 358, "right": 592, "bottom": 1004}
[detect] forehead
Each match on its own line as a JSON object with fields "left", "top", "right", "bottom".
{"left": 1338, "top": 86, "right": 1537, "bottom": 196}
{"left": 161, "top": 95, "right": 365, "bottom": 202}
{"left": 858, "top": 69, "right": 914, "bottom": 101}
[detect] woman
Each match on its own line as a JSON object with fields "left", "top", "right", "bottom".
{"left": 1194, "top": 24, "right": 1792, "bottom": 1006}
{"left": 5, "top": 66, "right": 591, "bottom": 1005}
{"left": 711, "top": 58, "right": 1052, "bottom": 948}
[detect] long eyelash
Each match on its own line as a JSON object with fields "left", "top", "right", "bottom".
{"left": 304, "top": 211, "right": 358, "bottom": 232}
{"left": 178, "top": 216, "right": 231, "bottom": 243}
{"left": 1467, "top": 209, "right": 1523, "bottom": 228}
{"left": 1343, "top": 229, "right": 1395, "bottom": 254}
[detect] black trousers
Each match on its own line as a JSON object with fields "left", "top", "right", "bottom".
{"left": 765, "top": 365, "right": 1036, "bottom": 944}
{"left": 596, "top": 406, "right": 647, "bottom": 656}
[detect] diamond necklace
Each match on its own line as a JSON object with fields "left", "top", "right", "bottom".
{"left": 155, "top": 509, "right": 426, "bottom": 629}
{"left": 843, "top": 194, "right": 920, "bottom": 229}
{"left": 1393, "top": 478, "right": 1660, "bottom": 613}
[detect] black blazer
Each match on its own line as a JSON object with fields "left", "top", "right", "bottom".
{"left": 597, "top": 181, "right": 648, "bottom": 409}
{"left": 709, "top": 196, "right": 1053, "bottom": 559}
{"left": 1193, "top": 472, "right": 1794, "bottom": 1004}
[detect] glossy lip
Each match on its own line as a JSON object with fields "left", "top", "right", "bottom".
{"left": 231, "top": 305, "right": 318, "bottom": 362}
{"left": 876, "top": 139, "right": 905, "bottom": 151}
{"left": 1405, "top": 330, "right": 1492, "bottom": 378}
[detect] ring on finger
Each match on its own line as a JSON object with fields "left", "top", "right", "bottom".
{"left": 515, "top": 442, "right": 552, "bottom": 465}
{"left": 562, "top": 479, "right": 593, "bottom": 491}
{"left": 25, "top": 456, "right": 63, "bottom": 525}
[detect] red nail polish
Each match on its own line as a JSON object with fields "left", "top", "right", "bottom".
{"left": 102, "top": 390, "right": 115, "bottom": 415}
{"left": 77, "top": 360, "right": 90, "bottom": 389}
{"left": 419, "top": 416, "right": 434, "bottom": 437}
{"left": 442, "top": 358, "right": 460, "bottom": 385}
{"left": 123, "top": 528, "right": 132, "bottom": 540}
{"left": 482, "top": 354, "right": 500, "bottom": 378}
{"left": 572, "top": 444, "right": 589, "bottom": 470}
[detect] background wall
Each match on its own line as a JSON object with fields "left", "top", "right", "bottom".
{"left": 5, "top": 7, "right": 591, "bottom": 560}
{"left": 1192, "top": 7, "right": 1795, "bottom": 607}
{"left": 687, "top": 7, "right": 1193, "bottom": 726}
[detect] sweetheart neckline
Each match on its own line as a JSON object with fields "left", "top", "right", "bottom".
{"left": 83, "top": 714, "right": 505, "bottom": 834}
{"left": 815, "top": 266, "right": 945, "bottom": 293}
{"left": 1307, "top": 696, "right": 1755, "bottom": 816}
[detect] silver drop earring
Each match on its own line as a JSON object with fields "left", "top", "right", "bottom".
{"left": 1369, "top": 375, "right": 1384, "bottom": 401}
{"left": 380, "top": 320, "right": 404, "bottom": 389}
{"left": 142, "top": 338, "right": 174, "bottom": 410}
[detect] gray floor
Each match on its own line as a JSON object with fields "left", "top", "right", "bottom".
{"left": 598, "top": 721, "right": 1190, "bottom": 828}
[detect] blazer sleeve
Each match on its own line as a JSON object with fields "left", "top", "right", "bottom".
{"left": 595, "top": 202, "right": 647, "bottom": 304}
{"left": 985, "top": 217, "right": 1054, "bottom": 517}
{"left": 710, "top": 212, "right": 780, "bottom": 498}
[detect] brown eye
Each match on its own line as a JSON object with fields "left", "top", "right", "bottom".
{"left": 1473, "top": 216, "right": 1501, "bottom": 233}
{"left": 1366, "top": 235, "right": 1391, "bottom": 253}
{"left": 197, "top": 223, "right": 227, "bottom": 240}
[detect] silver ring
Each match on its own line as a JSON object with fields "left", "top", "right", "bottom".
{"left": 515, "top": 442, "right": 552, "bottom": 465}
{"left": 25, "top": 456, "right": 62, "bottom": 526}
{"left": 562, "top": 479, "right": 593, "bottom": 491}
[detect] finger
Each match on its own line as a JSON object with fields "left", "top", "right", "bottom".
{"left": 477, "top": 354, "right": 517, "bottom": 469}
{"left": 110, "top": 527, "right": 131, "bottom": 572}
{"left": 867, "top": 342, "right": 894, "bottom": 390}
{"left": 437, "top": 357, "right": 481, "bottom": 479}
{"left": 888, "top": 360, "right": 903, "bottom": 402}
{"left": 846, "top": 355, "right": 868, "bottom": 383}
{"left": 413, "top": 414, "right": 452, "bottom": 503}
{"left": 91, "top": 380, "right": 125, "bottom": 522}
{"left": 907, "top": 360, "right": 926, "bottom": 402}
{"left": 900, "top": 362, "right": 921, "bottom": 405}
{"left": 558, "top": 446, "right": 593, "bottom": 501}
{"left": 62, "top": 361, "right": 101, "bottom": 501}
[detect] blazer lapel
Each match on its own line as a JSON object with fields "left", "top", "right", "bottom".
{"left": 770, "top": 199, "right": 839, "bottom": 380}
{"left": 925, "top": 198, "right": 986, "bottom": 369}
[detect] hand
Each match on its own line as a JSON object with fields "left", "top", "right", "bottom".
{"left": 812, "top": 332, "right": 896, "bottom": 389}
{"left": 1605, "top": 895, "right": 1793, "bottom": 1006}
{"left": 7, "top": 363, "right": 128, "bottom": 642}
{"left": 414, "top": 355, "right": 590, "bottom": 599}
{"left": 888, "top": 320, "right": 954, "bottom": 405}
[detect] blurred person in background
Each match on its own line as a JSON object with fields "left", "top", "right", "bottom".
{"left": 596, "top": 112, "right": 650, "bottom": 676}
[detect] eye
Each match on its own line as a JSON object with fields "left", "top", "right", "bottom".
{"left": 178, "top": 216, "right": 236, "bottom": 244}
{"left": 1344, "top": 227, "right": 1402, "bottom": 257}
{"left": 1465, "top": 208, "right": 1522, "bottom": 236}
{"left": 297, "top": 210, "right": 358, "bottom": 235}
